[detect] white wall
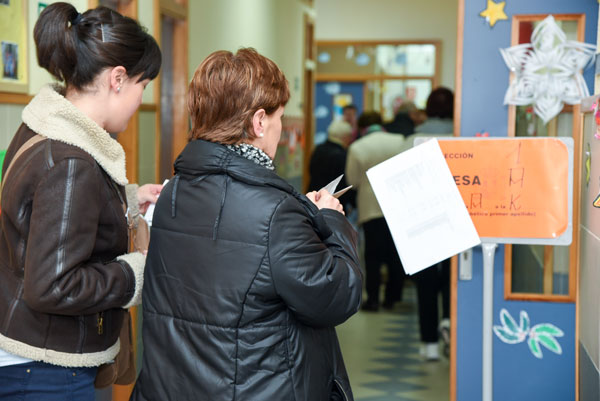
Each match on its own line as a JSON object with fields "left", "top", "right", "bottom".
{"left": 189, "top": 0, "right": 277, "bottom": 62}
{"left": 272, "top": 0, "right": 306, "bottom": 116}
{"left": 138, "top": 1, "right": 156, "bottom": 104}
{"left": 188, "top": 0, "right": 307, "bottom": 117}
{"left": 314, "top": 0, "right": 458, "bottom": 89}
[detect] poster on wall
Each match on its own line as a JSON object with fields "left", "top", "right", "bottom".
{"left": 0, "top": 0, "right": 28, "bottom": 93}
{"left": 274, "top": 116, "right": 304, "bottom": 192}
{"left": 416, "top": 137, "right": 573, "bottom": 245}
{"left": 1, "top": 41, "right": 18, "bottom": 80}
{"left": 332, "top": 93, "right": 352, "bottom": 121}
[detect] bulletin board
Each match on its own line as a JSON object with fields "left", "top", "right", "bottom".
{"left": 274, "top": 116, "right": 304, "bottom": 192}
{"left": 416, "top": 137, "right": 573, "bottom": 245}
{"left": 0, "top": 0, "right": 28, "bottom": 93}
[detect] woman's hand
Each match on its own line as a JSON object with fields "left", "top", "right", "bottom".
{"left": 306, "top": 189, "right": 345, "bottom": 215}
{"left": 137, "top": 184, "right": 163, "bottom": 214}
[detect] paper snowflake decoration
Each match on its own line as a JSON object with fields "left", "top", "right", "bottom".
{"left": 500, "top": 15, "right": 596, "bottom": 124}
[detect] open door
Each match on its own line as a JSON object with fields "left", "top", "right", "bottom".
{"left": 156, "top": 0, "right": 188, "bottom": 182}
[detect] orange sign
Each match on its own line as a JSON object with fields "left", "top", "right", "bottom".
{"left": 438, "top": 138, "right": 570, "bottom": 239}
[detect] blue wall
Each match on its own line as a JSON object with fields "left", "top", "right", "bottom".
{"left": 457, "top": 0, "right": 597, "bottom": 400}
{"left": 315, "top": 82, "right": 364, "bottom": 144}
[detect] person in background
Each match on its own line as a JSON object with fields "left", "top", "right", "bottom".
{"left": 411, "top": 87, "right": 454, "bottom": 360}
{"left": 131, "top": 48, "right": 362, "bottom": 401}
{"left": 308, "top": 119, "right": 356, "bottom": 212}
{"left": 346, "top": 111, "right": 407, "bottom": 311}
{"left": 342, "top": 103, "right": 359, "bottom": 141}
{"left": 410, "top": 108, "right": 428, "bottom": 127}
{"left": 383, "top": 100, "right": 417, "bottom": 137}
{"left": 414, "top": 87, "right": 454, "bottom": 134}
{"left": 0, "top": 3, "right": 162, "bottom": 400}
{"left": 414, "top": 259, "right": 450, "bottom": 360}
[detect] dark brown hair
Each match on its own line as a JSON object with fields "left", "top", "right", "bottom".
{"left": 425, "top": 87, "right": 454, "bottom": 119}
{"left": 357, "top": 111, "right": 382, "bottom": 129}
{"left": 188, "top": 48, "right": 290, "bottom": 144}
{"left": 34, "top": 2, "right": 161, "bottom": 89}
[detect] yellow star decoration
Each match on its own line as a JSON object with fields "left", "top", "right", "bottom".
{"left": 480, "top": 0, "right": 508, "bottom": 27}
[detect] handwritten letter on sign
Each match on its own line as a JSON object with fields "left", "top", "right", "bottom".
{"left": 437, "top": 138, "right": 570, "bottom": 240}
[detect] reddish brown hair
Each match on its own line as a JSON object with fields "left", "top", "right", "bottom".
{"left": 188, "top": 48, "right": 290, "bottom": 144}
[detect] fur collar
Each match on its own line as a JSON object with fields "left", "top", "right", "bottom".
{"left": 22, "top": 84, "right": 128, "bottom": 185}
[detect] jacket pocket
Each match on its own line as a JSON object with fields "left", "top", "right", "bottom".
{"left": 2, "top": 282, "right": 23, "bottom": 333}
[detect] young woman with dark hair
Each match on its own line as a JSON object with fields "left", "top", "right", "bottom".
{"left": 131, "top": 48, "right": 362, "bottom": 401}
{"left": 0, "top": 3, "right": 161, "bottom": 399}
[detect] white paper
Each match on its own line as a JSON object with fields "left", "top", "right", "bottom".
{"left": 366, "top": 139, "right": 481, "bottom": 275}
{"left": 143, "top": 179, "right": 169, "bottom": 227}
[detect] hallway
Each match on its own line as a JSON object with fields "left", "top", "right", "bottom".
{"left": 338, "top": 285, "right": 449, "bottom": 401}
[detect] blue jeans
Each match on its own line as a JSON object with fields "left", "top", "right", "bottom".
{"left": 0, "top": 361, "right": 97, "bottom": 401}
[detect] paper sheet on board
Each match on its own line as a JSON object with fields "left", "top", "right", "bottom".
{"left": 366, "top": 139, "right": 481, "bottom": 274}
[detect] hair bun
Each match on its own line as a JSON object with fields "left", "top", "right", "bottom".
{"left": 34, "top": 2, "right": 161, "bottom": 89}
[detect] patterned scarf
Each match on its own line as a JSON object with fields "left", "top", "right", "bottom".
{"left": 225, "top": 143, "right": 275, "bottom": 170}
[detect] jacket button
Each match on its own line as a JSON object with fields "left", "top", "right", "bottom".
{"left": 26, "top": 369, "right": 30, "bottom": 373}
{"left": 72, "top": 372, "right": 76, "bottom": 376}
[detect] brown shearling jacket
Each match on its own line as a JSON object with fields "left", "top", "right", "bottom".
{"left": 0, "top": 85, "right": 145, "bottom": 367}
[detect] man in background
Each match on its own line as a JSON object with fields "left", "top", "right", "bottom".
{"left": 346, "top": 112, "right": 407, "bottom": 311}
{"left": 308, "top": 119, "right": 356, "bottom": 211}
{"left": 342, "top": 104, "right": 359, "bottom": 142}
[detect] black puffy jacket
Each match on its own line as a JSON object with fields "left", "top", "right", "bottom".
{"left": 131, "top": 140, "right": 362, "bottom": 401}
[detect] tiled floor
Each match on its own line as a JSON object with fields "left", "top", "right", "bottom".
{"left": 337, "top": 285, "right": 449, "bottom": 401}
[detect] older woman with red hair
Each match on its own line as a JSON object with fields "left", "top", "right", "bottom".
{"left": 131, "top": 48, "right": 362, "bottom": 401}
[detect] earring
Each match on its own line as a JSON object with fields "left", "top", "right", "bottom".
{"left": 117, "top": 87, "right": 121, "bottom": 93}
{"left": 258, "top": 132, "right": 264, "bottom": 137}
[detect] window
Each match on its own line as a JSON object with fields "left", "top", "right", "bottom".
{"left": 316, "top": 40, "right": 440, "bottom": 121}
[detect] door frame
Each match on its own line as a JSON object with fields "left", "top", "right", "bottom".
{"left": 451, "top": 2, "right": 465, "bottom": 400}
{"left": 155, "top": 0, "right": 188, "bottom": 182}
{"left": 302, "top": 6, "right": 315, "bottom": 193}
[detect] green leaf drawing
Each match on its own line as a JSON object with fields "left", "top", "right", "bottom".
{"left": 536, "top": 333, "right": 562, "bottom": 355}
{"left": 519, "top": 310, "right": 530, "bottom": 333}
{"left": 533, "top": 324, "right": 563, "bottom": 338}
{"left": 500, "top": 308, "right": 520, "bottom": 334}
{"left": 494, "top": 309, "right": 564, "bottom": 359}
{"left": 528, "top": 337, "right": 543, "bottom": 359}
{"left": 493, "top": 326, "right": 522, "bottom": 344}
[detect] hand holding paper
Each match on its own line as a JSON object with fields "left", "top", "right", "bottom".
{"left": 320, "top": 174, "right": 353, "bottom": 199}
{"left": 304, "top": 174, "right": 349, "bottom": 215}
{"left": 143, "top": 179, "right": 169, "bottom": 226}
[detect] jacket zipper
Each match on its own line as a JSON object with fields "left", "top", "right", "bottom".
{"left": 2, "top": 283, "right": 23, "bottom": 333}
{"left": 97, "top": 312, "right": 104, "bottom": 335}
{"left": 333, "top": 379, "right": 349, "bottom": 401}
